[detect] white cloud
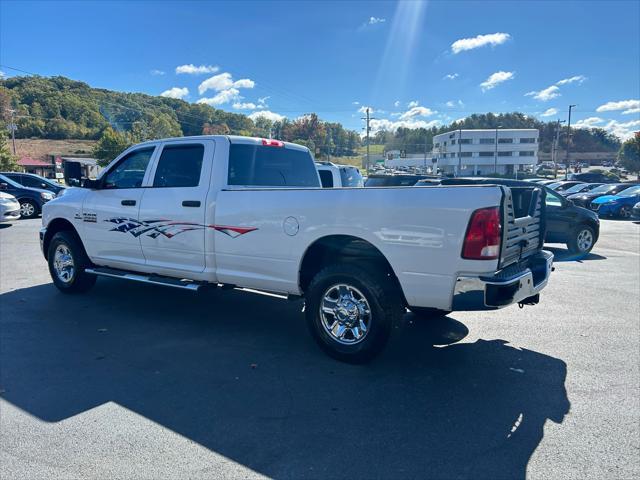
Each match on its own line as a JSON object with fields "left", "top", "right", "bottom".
{"left": 176, "top": 64, "right": 219, "bottom": 75}
{"left": 573, "top": 117, "right": 604, "bottom": 129}
{"left": 248, "top": 110, "right": 286, "bottom": 122}
{"left": 352, "top": 101, "right": 360, "bottom": 105}
{"left": 368, "top": 16, "right": 386, "bottom": 25}
{"left": 480, "top": 71, "right": 514, "bottom": 91}
{"left": 540, "top": 107, "right": 559, "bottom": 117}
{"left": 556, "top": 75, "right": 587, "bottom": 85}
{"left": 525, "top": 85, "right": 560, "bottom": 101}
{"left": 451, "top": 32, "right": 511, "bottom": 54}
{"left": 596, "top": 99, "right": 640, "bottom": 113}
{"left": 198, "top": 72, "right": 255, "bottom": 95}
{"left": 368, "top": 118, "right": 441, "bottom": 135}
{"left": 150, "top": 69, "right": 165, "bottom": 76}
{"left": 399, "top": 106, "right": 436, "bottom": 120}
{"left": 232, "top": 102, "right": 257, "bottom": 110}
{"left": 357, "top": 105, "right": 374, "bottom": 114}
{"left": 196, "top": 88, "right": 241, "bottom": 106}
{"left": 394, "top": 100, "right": 400, "bottom": 107}
{"left": 602, "top": 119, "right": 640, "bottom": 140}
{"left": 257, "top": 96, "right": 270, "bottom": 107}
{"left": 407, "top": 100, "right": 419, "bottom": 108}
{"left": 443, "top": 73, "right": 459, "bottom": 80}
{"left": 160, "top": 87, "right": 189, "bottom": 99}
{"left": 445, "top": 100, "right": 464, "bottom": 108}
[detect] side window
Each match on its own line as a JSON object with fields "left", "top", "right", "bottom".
{"left": 318, "top": 170, "right": 334, "bottom": 188}
{"left": 23, "top": 176, "right": 44, "bottom": 188}
{"left": 545, "top": 190, "right": 562, "bottom": 207}
{"left": 103, "top": 148, "right": 155, "bottom": 189}
{"left": 153, "top": 144, "right": 204, "bottom": 188}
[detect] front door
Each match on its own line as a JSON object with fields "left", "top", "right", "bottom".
{"left": 137, "top": 140, "right": 213, "bottom": 274}
{"left": 82, "top": 146, "right": 156, "bottom": 267}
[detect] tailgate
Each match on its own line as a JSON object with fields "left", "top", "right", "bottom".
{"left": 499, "top": 186, "right": 546, "bottom": 268}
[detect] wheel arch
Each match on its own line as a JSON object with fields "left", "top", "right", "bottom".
{"left": 298, "top": 234, "right": 407, "bottom": 305}
{"left": 43, "top": 218, "right": 82, "bottom": 261}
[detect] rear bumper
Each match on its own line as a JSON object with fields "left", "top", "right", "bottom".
{"left": 452, "top": 250, "right": 553, "bottom": 311}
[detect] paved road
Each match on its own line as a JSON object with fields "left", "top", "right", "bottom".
{"left": 1, "top": 218, "right": 639, "bottom": 479}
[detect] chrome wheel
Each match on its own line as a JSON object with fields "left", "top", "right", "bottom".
{"left": 576, "top": 228, "right": 593, "bottom": 252}
{"left": 20, "top": 201, "right": 36, "bottom": 217}
{"left": 53, "top": 244, "right": 75, "bottom": 283}
{"left": 320, "top": 284, "right": 371, "bottom": 345}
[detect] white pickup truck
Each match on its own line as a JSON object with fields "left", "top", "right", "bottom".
{"left": 40, "top": 135, "right": 553, "bottom": 362}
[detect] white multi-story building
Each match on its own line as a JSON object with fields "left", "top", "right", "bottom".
{"left": 432, "top": 128, "right": 539, "bottom": 176}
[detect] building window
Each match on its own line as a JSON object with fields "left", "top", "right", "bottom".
{"left": 449, "top": 133, "right": 455, "bottom": 139}
{"left": 519, "top": 138, "right": 536, "bottom": 143}
{"left": 519, "top": 151, "right": 535, "bottom": 156}
{"left": 479, "top": 138, "right": 495, "bottom": 144}
{"left": 479, "top": 151, "right": 494, "bottom": 157}
{"left": 498, "top": 151, "right": 513, "bottom": 156}
{"left": 449, "top": 153, "right": 456, "bottom": 158}
{"left": 460, "top": 152, "right": 472, "bottom": 157}
{"left": 498, "top": 138, "right": 513, "bottom": 144}
{"left": 459, "top": 139, "right": 472, "bottom": 144}
{"left": 451, "top": 139, "right": 456, "bottom": 145}
{"left": 434, "top": 142, "right": 440, "bottom": 148}
{"left": 443, "top": 141, "right": 447, "bottom": 146}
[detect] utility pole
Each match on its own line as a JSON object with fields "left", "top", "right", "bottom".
{"left": 7, "top": 109, "right": 17, "bottom": 155}
{"left": 361, "top": 108, "right": 376, "bottom": 171}
{"left": 565, "top": 104, "right": 576, "bottom": 180}
{"left": 553, "top": 119, "right": 565, "bottom": 179}
{"left": 457, "top": 127, "right": 462, "bottom": 176}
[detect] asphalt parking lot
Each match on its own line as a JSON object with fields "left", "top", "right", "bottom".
{"left": 1, "top": 218, "right": 639, "bottom": 480}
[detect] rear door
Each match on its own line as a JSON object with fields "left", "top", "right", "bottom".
{"left": 138, "top": 139, "right": 214, "bottom": 274}
{"left": 82, "top": 146, "right": 157, "bottom": 267}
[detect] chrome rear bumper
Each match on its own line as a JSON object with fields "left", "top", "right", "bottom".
{"left": 452, "top": 250, "right": 553, "bottom": 311}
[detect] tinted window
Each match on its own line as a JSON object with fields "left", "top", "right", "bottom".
{"left": 365, "top": 176, "right": 424, "bottom": 187}
{"left": 0, "top": 174, "right": 23, "bottom": 189}
{"left": 22, "top": 176, "right": 47, "bottom": 188}
{"left": 545, "top": 190, "right": 563, "bottom": 207}
{"left": 228, "top": 144, "right": 319, "bottom": 187}
{"left": 153, "top": 144, "right": 204, "bottom": 188}
{"left": 339, "top": 167, "right": 364, "bottom": 187}
{"left": 318, "top": 170, "right": 334, "bottom": 188}
{"left": 103, "top": 148, "right": 154, "bottom": 189}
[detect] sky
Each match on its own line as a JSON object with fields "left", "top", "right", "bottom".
{"left": 1, "top": 0, "right": 639, "bottom": 139}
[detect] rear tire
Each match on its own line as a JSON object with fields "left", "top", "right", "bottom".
{"left": 48, "top": 231, "right": 96, "bottom": 294}
{"left": 305, "top": 264, "right": 403, "bottom": 364}
{"left": 567, "top": 224, "right": 595, "bottom": 254}
{"left": 19, "top": 199, "right": 39, "bottom": 219}
{"left": 619, "top": 205, "right": 632, "bottom": 219}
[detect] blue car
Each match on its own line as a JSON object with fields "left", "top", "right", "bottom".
{"left": 591, "top": 184, "right": 640, "bottom": 218}
{"left": 0, "top": 173, "right": 55, "bottom": 219}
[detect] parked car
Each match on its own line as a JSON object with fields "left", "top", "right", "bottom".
{"left": 558, "top": 183, "right": 604, "bottom": 197}
{"left": 40, "top": 135, "right": 553, "bottom": 363}
{"left": 0, "top": 173, "right": 55, "bottom": 219}
{"left": 547, "top": 180, "right": 585, "bottom": 192}
{"left": 316, "top": 162, "right": 364, "bottom": 188}
{"left": 417, "top": 177, "right": 600, "bottom": 254}
{"left": 632, "top": 202, "right": 640, "bottom": 219}
{"left": 590, "top": 185, "right": 640, "bottom": 218}
{"left": 568, "top": 172, "right": 619, "bottom": 183}
{"left": 0, "top": 191, "right": 21, "bottom": 222}
{"left": 567, "top": 183, "right": 638, "bottom": 208}
{"left": 1, "top": 172, "right": 66, "bottom": 195}
{"left": 364, "top": 174, "right": 435, "bottom": 187}
{"left": 536, "top": 179, "right": 560, "bottom": 186}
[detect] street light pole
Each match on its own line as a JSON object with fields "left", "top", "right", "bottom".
{"left": 553, "top": 119, "right": 565, "bottom": 179}
{"left": 457, "top": 127, "right": 462, "bottom": 176}
{"left": 565, "top": 104, "right": 576, "bottom": 180}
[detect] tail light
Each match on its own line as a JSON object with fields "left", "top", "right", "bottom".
{"left": 262, "top": 139, "right": 284, "bottom": 147}
{"left": 462, "top": 207, "right": 501, "bottom": 260}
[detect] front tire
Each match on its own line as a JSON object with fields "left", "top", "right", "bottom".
{"left": 567, "top": 225, "right": 595, "bottom": 254}
{"left": 47, "top": 231, "right": 96, "bottom": 294}
{"left": 619, "top": 205, "right": 632, "bottom": 219}
{"left": 305, "top": 264, "right": 403, "bottom": 363}
{"left": 19, "top": 199, "right": 39, "bottom": 219}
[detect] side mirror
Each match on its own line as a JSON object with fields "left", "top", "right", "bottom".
{"left": 82, "top": 178, "right": 100, "bottom": 189}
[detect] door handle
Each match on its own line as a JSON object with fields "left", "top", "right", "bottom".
{"left": 121, "top": 199, "right": 136, "bottom": 206}
{"left": 182, "top": 200, "right": 201, "bottom": 207}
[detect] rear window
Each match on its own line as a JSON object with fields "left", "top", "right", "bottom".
{"left": 339, "top": 167, "right": 364, "bottom": 187}
{"left": 365, "top": 176, "right": 423, "bottom": 187}
{"left": 318, "top": 169, "right": 334, "bottom": 188}
{"left": 228, "top": 144, "right": 320, "bottom": 187}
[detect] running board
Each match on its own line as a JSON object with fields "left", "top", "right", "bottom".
{"left": 85, "top": 267, "right": 203, "bottom": 291}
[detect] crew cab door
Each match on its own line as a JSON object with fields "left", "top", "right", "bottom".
{"left": 137, "top": 140, "right": 214, "bottom": 274}
{"left": 82, "top": 146, "right": 157, "bottom": 267}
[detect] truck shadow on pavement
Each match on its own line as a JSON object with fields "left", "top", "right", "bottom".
{"left": 0, "top": 280, "right": 570, "bottom": 480}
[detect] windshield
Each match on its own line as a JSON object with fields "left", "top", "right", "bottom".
{"left": 0, "top": 174, "right": 23, "bottom": 189}
{"left": 618, "top": 185, "right": 640, "bottom": 197}
{"left": 547, "top": 182, "right": 562, "bottom": 189}
{"left": 590, "top": 184, "right": 618, "bottom": 194}
{"left": 564, "top": 183, "right": 590, "bottom": 194}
